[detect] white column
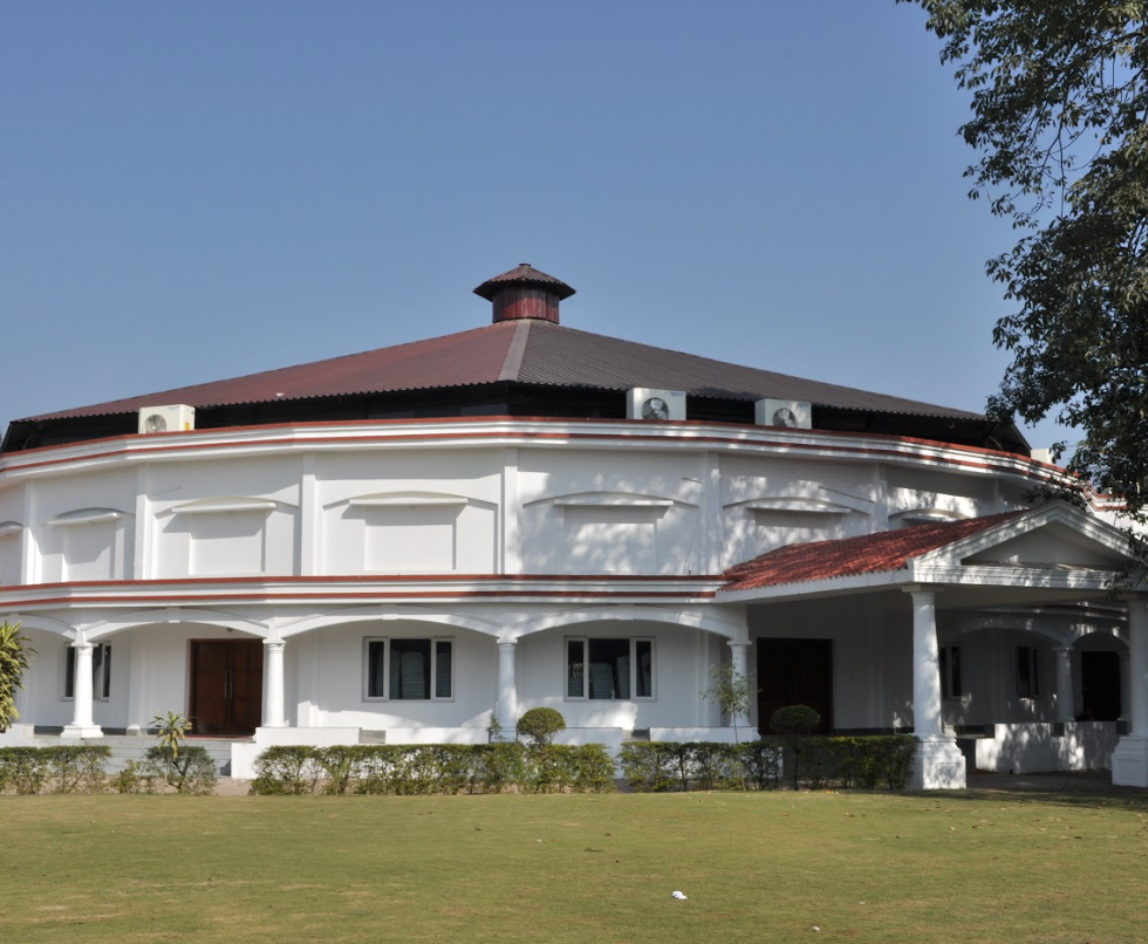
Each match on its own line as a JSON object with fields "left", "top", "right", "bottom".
{"left": 1053, "top": 647, "right": 1075, "bottom": 723}
{"left": 496, "top": 639, "right": 517, "bottom": 735}
{"left": 1113, "top": 599, "right": 1148, "bottom": 785}
{"left": 62, "top": 641, "right": 103, "bottom": 738}
{"left": 263, "top": 639, "right": 287, "bottom": 728}
{"left": 911, "top": 590, "right": 943, "bottom": 739}
{"left": 727, "top": 639, "right": 751, "bottom": 729}
{"left": 1129, "top": 601, "right": 1148, "bottom": 738}
{"left": 906, "top": 588, "right": 964, "bottom": 789}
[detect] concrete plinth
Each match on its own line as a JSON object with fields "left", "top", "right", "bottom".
{"left": 1112, "top": 736, "right": 1148, "bottom": 787}
{"left": 910, "top": 736, "right": 966, "bottom": 790}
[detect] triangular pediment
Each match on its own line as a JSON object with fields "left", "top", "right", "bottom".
{"left": 919, "top": 502, "right": 1140, "bottom": 575}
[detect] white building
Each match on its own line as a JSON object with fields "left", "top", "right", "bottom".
{"left": 2, "top": 263, "right": 1146, "bottom": 788}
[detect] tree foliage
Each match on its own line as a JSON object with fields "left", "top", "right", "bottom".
{"left": 0, "top": 621, "right": 35, "bottom": 733}
{"left": 903, "top": 1, "right": 1148, "bottom": 514}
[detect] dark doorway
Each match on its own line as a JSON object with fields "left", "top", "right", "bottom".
{"left": 1080, "top": 651, "right": 1122, "bottom": 721}
{"left": 189, "top": 639, "right": 263, "bottom": 735}
{"left": 758, "top": 639, "right": 833, "bottom": 734}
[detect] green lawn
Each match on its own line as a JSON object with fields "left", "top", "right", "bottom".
{"left": 3, "top": 789, "right": 1146, "bottom": 943}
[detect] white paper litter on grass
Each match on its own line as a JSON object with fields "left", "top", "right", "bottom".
{"left": 671, "top": 891, "right": 688, "bottom": 900}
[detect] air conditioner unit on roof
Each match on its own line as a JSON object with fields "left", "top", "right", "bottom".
{"left": 755, "top": 398, "right": 812, "bottom": 429}
{"left": 627, "top": 388, "right": 687, "bottom": 421}
{"left": 138, "top": 404, "right": 196, "bottom": 435}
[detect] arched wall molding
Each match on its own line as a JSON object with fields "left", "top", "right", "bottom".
{"left": 84, "top": 607, "right": 270, "bottom": 642}
{"left": 5, "top": 613, "right": 77, "bottom": 639}
{"left": 511, "top": 604, "right": 744, "bottom": 641}
{"left": 278, "top": 605, "right": 503, "bottom": 640}
{"left": 942, "top": 613, "right": 1126, "bottom": 649}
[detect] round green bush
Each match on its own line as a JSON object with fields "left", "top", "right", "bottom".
{"left": 769, "top": 704, "right": 821, "bottom": 737}
{"left": 516, "top": 707, "right": 567, "bottom": 746}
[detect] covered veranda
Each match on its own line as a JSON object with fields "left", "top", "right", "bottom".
{"left": 720, "top": 501, "right": 1148, "bottom": 789}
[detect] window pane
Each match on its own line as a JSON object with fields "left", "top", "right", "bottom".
{"left": 635, "top": 640, "right": 653, "bottom": 698}
{"left": 367, "top": 640, "right": 386, "bottom": 698}
{"left": 94, "top": 644, "right": 111, "bottom": 699}
{"left": 65, "top": 646, "right": 76, "bottom": 699}
{"left": 588, "top": 638, "right": 628, "bottom": 700}
{"left": 1017, "top": 646, "right": 1033, "bottom": 698}
{"left": 567, "top": 640, "right": 585, "bottom": 697}
{"left": 435, "top": 640, "right": 452, "bottom": 699}
{"left": 391, "top": 639, "right": 431, "bottom": 699}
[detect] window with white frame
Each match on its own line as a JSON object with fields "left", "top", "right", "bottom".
{"left": 1016, "top": 645, "right": 1042, "bottom": 699}
{"left": 939, "top": 644, "right": 962, "bottom": 699}
{"left": 64, "top": 644, "right": 112, "bottom": 700}
{"left": 565, "top": 637, "right": 654, "bottom": 700}
{"left": 364, "top": 638, "right": 452, "bottom": 700}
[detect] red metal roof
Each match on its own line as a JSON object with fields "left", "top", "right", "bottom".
{"left": 23, "top": 289, "right": 986, "bottom": 423}
{"left": 721, "top": 510, "right": 1025, "bottom": 592}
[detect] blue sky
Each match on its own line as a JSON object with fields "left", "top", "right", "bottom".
{"left": 1, "top": 2, "right": 1065, "bottom": 452}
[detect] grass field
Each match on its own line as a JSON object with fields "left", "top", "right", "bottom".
{"left": 2, "top": 789, "right": 1146, "bottom": 943}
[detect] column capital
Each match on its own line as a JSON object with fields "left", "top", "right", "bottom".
{"left": 263, "top": 638, "right": 287, "bottom": 652}
{"left": 903, "top": 584, "right": 944, "bottom": 598}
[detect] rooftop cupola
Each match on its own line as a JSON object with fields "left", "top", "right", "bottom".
{"left": 473, "top": 263, "right": 576, "bottom": 325}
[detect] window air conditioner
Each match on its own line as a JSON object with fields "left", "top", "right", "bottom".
{"left": 138, "top": 404, "right": 196, "bottom": 434}
{"left": 627, "top": 388, "right": 687, "bottom": 421}
{"left": 755, "top": 398, "right": 812, "bottom": 429}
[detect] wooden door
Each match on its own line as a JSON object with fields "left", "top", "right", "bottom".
{"left": 190, "top": 639, "right": 264, "bottom": 735}
{"left": 757, "top": 639, "right": 833, "bottom": 735}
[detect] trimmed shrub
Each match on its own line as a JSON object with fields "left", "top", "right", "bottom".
{"left": 252, "top": 746, "right": 319, "bottom": 795}
{"left": 144, "top": 745, "right": 218, "bottom": 795}
{"left": 801, "top": 736, "right": 917, "bottom": 790}
{"left": 618, "top": 741, "right": 783, "bottom": 792}
{"left": 0, "top": 745, "right": 112, "bottom": 794}
{"left": 249, "top": 742, "right": 613, "bottom": 796}
{"left": 770, "top": 705, "right": 821, "bottom": 789}
{"left": 516, "top": 707, "right": 567, "bottom": 747}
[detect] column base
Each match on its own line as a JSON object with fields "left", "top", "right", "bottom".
{"left": 61, "top": 724, "right": 104, "bottom": 739}
{"left": 1112, "top": 736, "right": 1148, "bottom": 787}
{"left": 910, "top": 736, "right": 966, "bottom": 790}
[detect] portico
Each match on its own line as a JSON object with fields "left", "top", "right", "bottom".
{"left": 721, "top": 500, "right": 1148, "bottom": 788}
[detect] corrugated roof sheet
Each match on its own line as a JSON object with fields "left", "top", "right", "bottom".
{"left": 721, "top": 510, "right": 1025, "bottom": 592}
{"left": 24, "top": 317, "right": 986, "bottom": 422}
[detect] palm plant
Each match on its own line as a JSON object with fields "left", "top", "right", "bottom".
{"left": 151, "top": 711, "right": 192, "bottom": 783}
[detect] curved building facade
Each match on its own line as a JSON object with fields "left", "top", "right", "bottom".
{"left": 2, "top": 264, "right": 1145, "bottom": 788}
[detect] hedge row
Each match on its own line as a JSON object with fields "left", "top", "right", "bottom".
{"left": 251, "top": 743, "right": 616, "bottom": 795}
{"left": 0, "top": 745, "right": 112, "bottom": 794}
{"left": 618, "top": 741, "right": 783, "bottom": 792}
{"left": 617, "top": 737, "right": 917, "bottom": 792}
{"left": 0, "top": 745, "right": 218, "bottom": 795}
{"left": 796, "top": 736, "right": 918, "bottom": 790}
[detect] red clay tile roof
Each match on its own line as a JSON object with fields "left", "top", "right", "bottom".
{"left": 721, "top": 510, "right": 1026, "bottom": 592}
{"left": 25, "top": 316, "right": 986, "bottom": 422}
{"left": 474, "top": 263, "right": 576, "bottom": 301}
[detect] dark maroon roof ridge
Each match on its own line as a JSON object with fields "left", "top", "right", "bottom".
{"left": 721, "top": 509, "right": 1027, "bottom": 592}
{"left": 22, "top": 314, "right": 986, "bottom": 423}
{"left": 473, "top": 263, "right": 576, "bottom": 301}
